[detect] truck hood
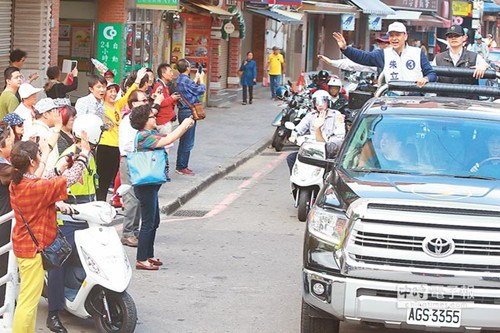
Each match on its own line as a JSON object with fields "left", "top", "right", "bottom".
{"left": 335, "top": 172, "right": 500, "bottom": 207}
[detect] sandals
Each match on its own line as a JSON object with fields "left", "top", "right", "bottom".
{"left": 136, "top": 261, "right": 159, "bottom": 270}
{"left": 148, "top": 258, "right": 163, "bottom": 266}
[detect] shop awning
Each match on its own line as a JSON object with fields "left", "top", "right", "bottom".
{"left": 301, "top": 1, "right": 359, "bottom": 17}
{"left": 484, "top": 1, "right": 500, "bottom": 13}
{"left": 188, "top": 3, "right": 234, "bottom": 18}
{"left": 346, "top": 0, "right": 395, "bottom": 16}
{"left": 408, "top": 14, "right": 450, "bottom": 28}
{"left": 385, "top": 10, "right": 422, "bottom": 21}
{"left": 247, "top": 7, "right": 303, "bottom": 24}
{"left": 272, "top": 8, "right": 304, "bottom": 21}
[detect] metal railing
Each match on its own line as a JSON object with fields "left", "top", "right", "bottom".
{"left": 0, "top": 211, "right": 17, "bottom": 333}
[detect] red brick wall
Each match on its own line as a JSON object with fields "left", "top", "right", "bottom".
{"left": 97, "top": 0, "right": 126, "bottom": 23}
{"left": 209, "top": 37, "right": 221, "bottom": 95}
{"left": 49, "top": 0, "right": 60, "bottom": 66}
{"left": 252, "top": 15, "right": 266, "bottom": 82}
{"left": 227, "top": 36, "right": 241, "bottom": 89}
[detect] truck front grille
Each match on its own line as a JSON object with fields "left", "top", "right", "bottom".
{"left": 353, "top": 231, "right": 500, "bottom": 256}
{"left": 354, "top": 254, "right": 500, "bottom": 273}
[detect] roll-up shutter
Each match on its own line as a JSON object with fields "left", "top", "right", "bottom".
{"left": 0, "top": 0, "right": 12, "bottom": 84}
{"left": 12, "top": 0, "right": 51, "bottom": 85}
{"left": 220, "top": 39, "right": 228, "bottom": 89}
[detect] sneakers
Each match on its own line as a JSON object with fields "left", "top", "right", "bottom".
{"left": 242, "top": 101, "right": 247, "bottom": 105}
{"left": 121, "top": 236, "right": 138, "bottom": 247}
{"left": 46, "top": 314, "right": 67, "bottom": 333}
{"left": 176, "top": 168, "right": 195, "bottom": 176}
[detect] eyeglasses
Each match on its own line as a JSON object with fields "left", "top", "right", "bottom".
{"left": 446, "top": 34, "right": 462, "bottom": 39}
{"left": 16, "top": 123, "right": 24, "bottom": 127}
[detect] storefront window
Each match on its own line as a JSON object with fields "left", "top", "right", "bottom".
{"left": 126, "top": 9, "right": 153, "bottom": 71}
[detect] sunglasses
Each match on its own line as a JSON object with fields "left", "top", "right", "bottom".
{"left": 16, "top": 123, "right": 24, "bottom": 127}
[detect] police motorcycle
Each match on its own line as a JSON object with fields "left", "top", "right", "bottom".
{"left": 288, "top": 90, "right": 345, "bottom": 222}
{"left": 41, "top": 115, "right": 137, "bottom": 333}
{"left": 271, "top": 82, "right": 312, "bottom": 151}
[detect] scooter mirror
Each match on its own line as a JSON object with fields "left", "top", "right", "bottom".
{"left": 116, "top": 184, "right": 132, "bottom": 196}
{"left": 284, "top": 121, "right": 295, "bottom": 130}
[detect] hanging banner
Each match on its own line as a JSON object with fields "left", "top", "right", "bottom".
{"left": 96, "top": 23, "right": 123, "bottom": 81}
{"left": 136, "top": 0, "right": 178, "bottom": 11}
{"left": 452, "top": 1, "right": 472, "bottom": 16}
{"left": 368, "top": 15, "right": 382, "bottom": 31}
{"left": 341, "top": 14, "right": 355, "bottom": 31}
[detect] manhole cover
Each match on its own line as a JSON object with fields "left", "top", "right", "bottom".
{"left": 172, "top": 210, "right": 209, "bottom": 217}
{"left": 224, "top": 176, "right": 251, "bottom": 181}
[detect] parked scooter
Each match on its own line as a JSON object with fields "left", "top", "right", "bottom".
{"left": 271, "top": 86, "right": 312, "bottom": 151}
{"left": 288, "top": 127, "right": 326, "bottom": 222}
{"left": 43, "top": 196, "right": 137, "bottom": 333}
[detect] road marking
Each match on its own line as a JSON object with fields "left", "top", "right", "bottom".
{"left": 205, "top": 152, "right": 288, "bottom": 217}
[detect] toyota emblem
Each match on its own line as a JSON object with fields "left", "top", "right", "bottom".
{"left": 422, "top": 237, "right": 455, "bottom": 258}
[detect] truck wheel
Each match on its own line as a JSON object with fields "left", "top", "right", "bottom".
{"left": 298, "top": 189, "right": 311, "bottom": 222}
{"left": 301, "top": 299, "right": 340, "bottom": 333}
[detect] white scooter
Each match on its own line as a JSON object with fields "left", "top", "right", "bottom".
{"left": 288, "top": 124, "right": 326, "bottom": 222}
{"left": 43, "top": 196, "right": 137, "bottom": 333}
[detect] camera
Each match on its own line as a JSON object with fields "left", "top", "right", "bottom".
{"left": 197, "top": 65, "right": 203, "bottom": 74}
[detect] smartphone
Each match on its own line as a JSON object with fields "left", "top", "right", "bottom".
{"left": 197, "top": 65, "right": 203, "bottom": 74}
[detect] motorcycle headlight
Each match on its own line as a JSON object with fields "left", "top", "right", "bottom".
{"left": 308, "top": 206, "right": 348, "bottom": 246}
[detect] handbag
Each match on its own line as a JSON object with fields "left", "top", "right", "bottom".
{"left": 179, "top": 93, "right": 206, "bottom": 120}
{"left": 237, "top": 69, "right": 244, "bottom": 78}
{"left": 12, "top": 194, "right": 72, "bottom": 270}
{"left": 127, "top": 133, "right": 167, "bottom": 186}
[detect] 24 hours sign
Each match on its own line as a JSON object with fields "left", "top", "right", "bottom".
{"left": 97, "top": 23, "right": 123, "bottom": 81}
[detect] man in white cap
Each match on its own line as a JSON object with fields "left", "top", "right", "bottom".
{"left": 14, "top": 83, "right": 42, "bottom": 135}
{"left": 467, "top": 33, "right": 489, "bottom": 60}
{"left": 23, "top": 98, "right": 62, "bottom": 174}
{"left": 332, "top": 22, "right": 436, "bottom": 89}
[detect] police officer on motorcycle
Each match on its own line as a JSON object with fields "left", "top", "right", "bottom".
{"left": 286, "top": 90, "right": 346, "bottom": 172}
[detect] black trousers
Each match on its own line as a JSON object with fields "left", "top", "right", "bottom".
{"left": 242, "top": 85, "right": 253, "bottom": 102}
{"left": 96, "top": 145, "right": 120, "bottom": 201}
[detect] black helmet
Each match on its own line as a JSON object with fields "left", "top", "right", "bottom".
{"left": 317, "top": 70, "right": 329, "bottom": 82}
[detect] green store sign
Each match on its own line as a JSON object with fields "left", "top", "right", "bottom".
{"left": 96, "top": 23, "right": 123, "bottom": 82}
{"left": 136, "top": 0, "right": 179, "bottom": 10}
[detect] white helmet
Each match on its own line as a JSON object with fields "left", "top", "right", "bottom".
{"left": 327, "top": 77, "right": 342, "bottom": 88}
{"left": 311, "top": 89, "right": 331, "bottom": 108}
{"left": 73, "top": 114, "right": 104, "bottom": 145}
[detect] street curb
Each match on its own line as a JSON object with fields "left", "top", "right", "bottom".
{"left": 160, "top": 136, "right": 272, "bottom": 216}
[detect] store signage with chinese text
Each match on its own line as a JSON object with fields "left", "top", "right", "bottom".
{"left": 381, "top": 0, "right": 437, "bottom": 11}
{"left": 136, "top": 0, "right": 178, "bottom": 10}
{"left": 96, "top": 23, "right": 123, "bottom": 81}
{"left": 452, "top": 1, "right": 472, "bottom": 16}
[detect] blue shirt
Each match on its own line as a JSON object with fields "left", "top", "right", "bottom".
{"left": 176, "top": 74, "right": 206, "bottom": 110}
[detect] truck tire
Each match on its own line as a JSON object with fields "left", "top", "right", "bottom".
{"left": 301, "top": 299, "right": 339, "bottom": 333}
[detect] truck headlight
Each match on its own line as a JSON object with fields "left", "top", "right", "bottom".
{"left": 308, "top": 206, "right": 348, "bottom": 245}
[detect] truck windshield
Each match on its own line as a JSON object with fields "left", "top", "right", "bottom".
{"left": 341, "top": 114, "right": 500, "bottom": 180}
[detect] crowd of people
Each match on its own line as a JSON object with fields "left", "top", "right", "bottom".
{"left": 0, "top": 49, "right": 204, "bottom": 332}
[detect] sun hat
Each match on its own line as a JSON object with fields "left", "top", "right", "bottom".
{"left": 2, "top": 112, "right": 24, "bottom": 126}
{"left": 18, "top": 83, "right": 42, "bottom": 99}
{"left": 34, "top": 98, "right": 58, "bottom": 114}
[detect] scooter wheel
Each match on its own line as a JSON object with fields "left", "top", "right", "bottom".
{"left": 92, "top": 289, "right": 137, "bottom": 333}
{"left": 298, "top": 189, "right": 312, "bottom": 222}
{"left": 273, "top": 133, "right": 287, "bottom": 152}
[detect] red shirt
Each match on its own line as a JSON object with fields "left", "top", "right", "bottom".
{"left": 152, "top": 80, "right": 176, "bottom": 125}
{"left": 10, "top": 176, "right": 68, "bottom": 258}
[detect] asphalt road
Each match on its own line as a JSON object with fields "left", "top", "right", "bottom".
{"left": 35, "top": 147, "right": 429, "bottom": 333}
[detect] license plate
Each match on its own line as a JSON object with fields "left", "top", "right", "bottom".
{"left": 406, "top": 307, "right": 461, "bottom": 328}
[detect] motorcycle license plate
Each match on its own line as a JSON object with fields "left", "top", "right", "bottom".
{"left": 406, "top": 307, "right": 461, "bottom": 328}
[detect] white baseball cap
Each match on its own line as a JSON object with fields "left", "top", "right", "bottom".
{"left": 19, "top": 83, "right": 42, "bottom": 99}
{"left": 387, "top": 22, "right": 407, "bottom": 34}
{"left": 34, "top": 98, "right": 58, "bottom": 114}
